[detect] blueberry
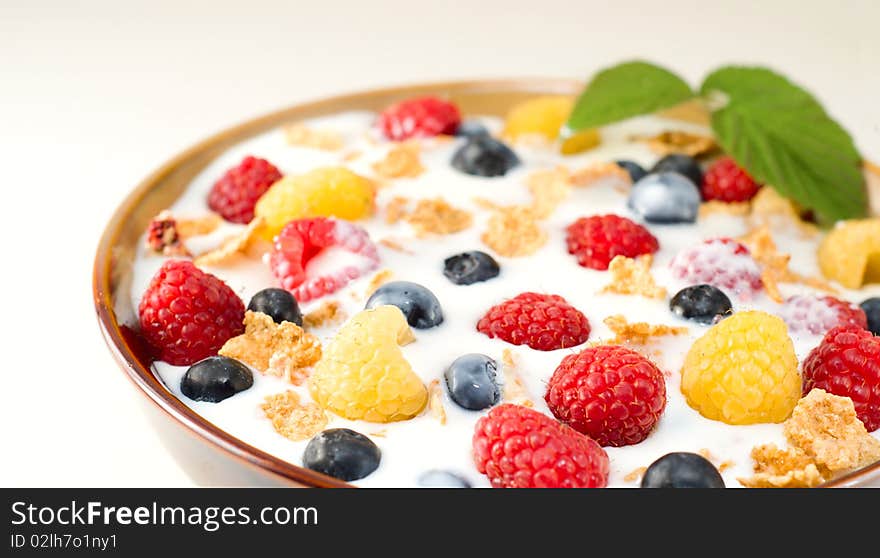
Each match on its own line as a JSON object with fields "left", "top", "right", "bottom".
{"left": 417, "top": 470, "right": 472, "bottom": 488}
{"left": 616, "top": 160, "right": 648, "bottom": 182}
{"left": 860, "top": 297, "right": 880, "bottom": 335}
{"left": 456, "top": 120, "right": 490, "bottom": 138}
{"left": 641, "top": 452, "right": 725, "bottom": 488}
{"left": 451, "top": 135, "right": 519, "bottom": 177}
{"left": 180, "top": 356, "right": 253, "bottom": 403}
{"left": 650, "top": 154, "right": 703, "bottom": 188}
{"left": 628, "top": 172, "right": 701, "bottom": 224}
{"left": 365, "top": 281, "right": 443, "bottom": 329}
{"left": 247, "top": 288, "right": 302, "bottom": 326}
{"left": 444, "top": 354, "right": 500, "bottom": 410}
{"left": 670, "top": 285, "right": 733, "bottom": 324}
{"left": 302, "top": 429, "right": 381, "bottom": 482}
{"left": 443, "top": 251, "right": 500, "bottom": 285}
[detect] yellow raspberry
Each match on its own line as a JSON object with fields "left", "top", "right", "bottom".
{"left": 255, "top": 166, "right": 374, "bottom": 239}
{"left": 681, "top": 311, "right": 800, "bottom": 425}
{"left": 503, "top": 96, "right": 600, "bottom": 154}
{"left": 309, "top": 305, "right": 427, "bottom": 423}
{"left": 817, "top": 218, "right": 880, "bottom": 289}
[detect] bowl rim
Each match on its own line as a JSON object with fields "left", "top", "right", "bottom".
{"left": 93, "top": 77, "right": 880, "bottom": 489}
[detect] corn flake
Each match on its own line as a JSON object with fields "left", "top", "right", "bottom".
{"left": 638, "top": 130, "right": 717, "bottom": 157}
{"left": 177, "top": 213, "right": 222, "bottom": 238}
{"left": 405, "top": 198, "right": 473, "bottom": 237}
{"left": 261, "top": 391, "right": 328, "bottom": 442}
{"left": 364, "top": 269, "right": 394, "bottom": 298}
{"left": 193, "top": 217, "right": 265, "bottom": 267}
{"left": 372, "top": 142, "right": 425, "bottom": 179}
{"left": 599, "top": 255, "right": 667, "bottom": 299}
{"left": 481, "top": 206, "right": 547, "bottom": 257}
{"left": 428, "top": 379, "right": 447, "bottom": 425}
{"left": 570, "top": 161, "right": 631, "bottom": 187}
{"left": 283, "top": 123, "right": 344, "bottom": 151}
{"left": 303, "top": 300, "right": 346, "bottom": 329}
{"left": 699, "top": 200, "right": 751, "bottom": 218}
{"left": 603, "top": 314, "right": 687, "bottom": 345}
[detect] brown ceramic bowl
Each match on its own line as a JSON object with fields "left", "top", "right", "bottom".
{"left": 94, "top": 78, "right": 880, "bottom": 488}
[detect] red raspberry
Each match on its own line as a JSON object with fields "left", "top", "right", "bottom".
{"left": 545, "top": 345, "right": 667, "bottom": 447}
{"left": 476, "top": 292, "right": 590, "bottom": 351}
{"left": 701, "top": 156, "right": 761, "bottom": 202}
{"left": 669, "top": 238, "right": 763, "bottom": 299}
{"left": 779, "top": 295, "right": 867, "bottom": 336}
{"left": 269, "top": 217, "right": 380, "bottom": 303}
{"left": 472, "top": 404, "right": 609, "bottom": 488}
{"left": 566, "top": 214, "right": 659, "bottom": 271}
{"left": 377, "top": 96, "right": 461, "bottom": 141}
{"left": 207, "top": 156, "right": 282, "bottom": 224}
{"left": 138, "top": 260, "right": 245, "bottom": 366}
{"left": 803, "top": 326, "right": 880, "bottom": 432}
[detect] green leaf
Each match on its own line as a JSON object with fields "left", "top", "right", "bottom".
{"left": 565, "top": 61, "right": 694, "bottom": 133}
{"left": 701, "top": 66, "right": 865, "bottom": 223}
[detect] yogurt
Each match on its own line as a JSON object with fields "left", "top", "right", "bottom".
{"left": 129, "top": 110, "right": 880, "bottom": 487}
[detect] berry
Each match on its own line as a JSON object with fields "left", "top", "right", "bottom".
{"left": 701, "top": 156, "right": 761, "bottom": 203}
{"left": 472, "top": 404, "right": 609, "bottom": 488}
{"left": 180, "top": 356, "right": 253, "bottom": 403}
{"left": 444, "top": 354, "right": 500, "bottom": 411}
{"left": 302, "top": 428, "right": 381, "bottom": 482}
{"left": 476, "top": 292, "right": 590, "bottom": 351}
{"left": 817, "top": 218, "right": 880, "bottom": 289}
{"left": 669, "top": 284, "right": 733, "bottom": 325}
{"left": 650, "top": 154, "right": 703, "bottom": 188}
{"left": 207, "top": 156, "right": 282, "bottom": 224}
{"left": 456, "top": 120, "right": 489, "bottom": 138}
{"left": 681, "top": 311, "right": 800, "bottom": 425}
{"left": 309, "top": 305, "right": 427, "bottom": 422}
{"left": 247, "top": 288, "right": 303, "bottom": 326}
{"left": 566, "top": 214, "right": 659, "bottom": 270}
{"left": 802, "top": 326, "right": 880, "bottom": 432}
{"left": 138, "top": 260, "right": 245, "bottom": 366}
{"left": 640, "top": 452, "right": 725, "bottom": 488}
{"left": 545, "top": 345, "right": 667, "bottom": 447}
{"left": 254, "top": 166, "right": 374, "bottom": 239}
{"left": 627, "top": 172, "right": 700, "bottom": 224}
{"left": 669, "top": 238, "right": 763, "bottom": 299}
{"left": 443, "top": 250, "right": 500, "bottom": 285}
{"left": 615, "top": 160, "right": 647, "bottom": 182}
{"left": 377, "top": 96, "right": 461, "bottom": 141}
{"left": 417, "top": 470, "right": 472, "bottom": 488}
{"left": 860, "top": 297, "right": 880, "bottom": 335}
{"left": 269, "top": 217, "right": 380, "bottom": 303}
{"left": 365, "top": 281, "right": 443, "bottom": 329}
{"left": 451, "top": 135, "right": 520, "bottom": 177}
{"left": 779, "top": 295, "right": 867, "bottom": 335}
{"left": 502, "top": 96, "right": 600, "bottom": 154}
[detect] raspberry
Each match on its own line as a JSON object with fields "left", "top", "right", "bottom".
{"left": 701, "top": 156, "right": 761, "bottom": 203}
{"left": 309, "top": 305, "right": 427, "bottom": 422}
{"left": 472, "top": 404, "right": 609, "bottom": 488}
{"left": 669, "top": 238, "right": 763, "bottom": 299}
{"left": 254, "top": 166, "right": 374, "bottom": 239}
{"left": 817, "top": 218, "right": 880, "bottom": 289}
{"left": 502, "top": 96, "right": 599, "bottom": 154}
{"left": 566, "top": 214, "right": 659, "bottom": 270}
{"left": 268, "top": 217, "right": 379, "bottom": 303}
{"left": 681, "top": 311, "right": 800, "bottom": 425}
{"left": 208, "top": 156, "right": 282, "bottom": 224}
{"left": 377, "top": 96, "right": 461, "bottom": 141}
{"left": 545, "top": 345, "right": 667, "bottom": 447}
{"left": 476, "top": 292, "right": 591, "bottom": 351}
{"left": 802, "top": 326, "right": 880, "bottom": 432}
{"left": 778, "top": 294, "right": 867, "bottom": 336}
{"left": 138, "top": 260, "right": 245, "bottom": 366}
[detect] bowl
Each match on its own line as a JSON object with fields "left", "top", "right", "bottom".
{"left": 94, "top": 78, "right": 880, "bottom": 488}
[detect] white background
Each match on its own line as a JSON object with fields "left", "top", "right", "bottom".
{"left": 2, "top": 0, "right": 878, "bottom": 486}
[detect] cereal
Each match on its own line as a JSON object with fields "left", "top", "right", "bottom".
{"left": 571, "top": 161, "right": 631, "bottom": 187}
{"left": 384, "top": 196, "right": 410, "bottom": 224}
{"left": 261, "top": 391, "right": 328, "bottom": 442}
{"left": 219, "top": 310, "right": 322, "bottom": 385}
{"left": 481, "top": 206, "right": 547, "bottom": 257}
{"left": 364, "top": 269, "right": 394, "bottom": 298}
{"left": 283, "top": 123, "right": 344, "bottom": 151}
{"left": 526, "top": 166, "right": 572, "bottom": 218}
{"left": 599, "top": 255, "right": 667, "bottom": 299}
{"left": 637, "top": 130, "right": 717, "bottom": 157}
{"left": 699, "top": 200, "right": 751, "bottom": 217}
{"left": 378, "top": 238, "right": 413, "bottom": 254}
{"left": 404, "top": 198, "right": 472, "bottom": 236}
{"left": 177, "top": 213, "right": 222, "bottom": 238}
{"left": 193, "top": 216, "right": 265, "bottom": 267}
{"left": 371, "top": 142, "right": 425, "bottom": 179}
{"left": 749, "top": 187, "right": 818, "bottom": 236}
{"left": 739, "top": 389, "right": 880, "bottom": 487}
{"left": 501, "top": 358, "right": 533, "bottom": 408}
{"left": 428, "top": 379, "right": 447, "bottom": 425}
{"left": 303, "top": 300, "right": 346, "bottom": 329}
{"left": 603, "top": 315, "right": 687, "bottom": 345}
{"left": 501, "top": 348, "right": 517, "bottom": 370}
{"left": 623, "top": 467, "right": 647, "bottom": 483}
